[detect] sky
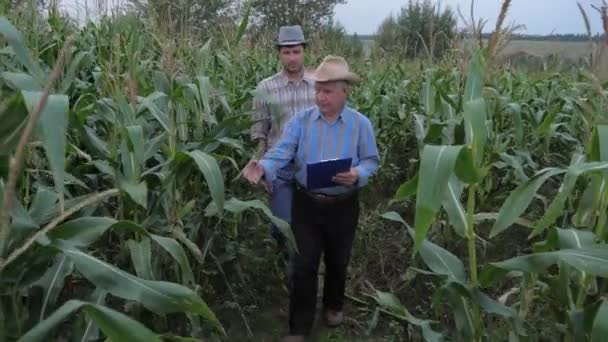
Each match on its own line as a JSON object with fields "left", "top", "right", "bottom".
{"left": 334, "top": 0, "right": 605, "bottom": 35}
{"left": 59, "top": 0, "right": 605, "bottom": 36}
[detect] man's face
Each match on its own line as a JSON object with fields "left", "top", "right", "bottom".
{"left": 278, "top": 45, "right": 304, "bottom": 74}
{"left": 315, "top": 82, "right": 347, "bottom": 116}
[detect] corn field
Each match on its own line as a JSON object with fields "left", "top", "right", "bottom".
{"left": 2, "top": 3, "right": 608, "bottom": 342}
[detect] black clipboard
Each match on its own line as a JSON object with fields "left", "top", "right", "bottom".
{"left": 306, "top": 157, "right": 352, "bottom": 190}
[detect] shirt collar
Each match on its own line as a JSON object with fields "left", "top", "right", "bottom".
{"left": 313, "top": 105, "right": 350, "bottom": 123}
{"left": 278, "top": 68, "right": 312, "bottom": 87}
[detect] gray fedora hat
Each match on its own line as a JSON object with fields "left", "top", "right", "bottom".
{"left": 276, "top": 25, "right": 307, "bottom": 46}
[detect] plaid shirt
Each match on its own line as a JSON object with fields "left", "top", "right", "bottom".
{"left": 251, "top": 69, "right": 316, "bottom": 151}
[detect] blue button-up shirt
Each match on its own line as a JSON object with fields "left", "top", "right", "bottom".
{"left": 259, "top": 105, "right": 380, "bottom": 195}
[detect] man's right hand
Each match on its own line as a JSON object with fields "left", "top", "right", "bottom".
{"left": 241, "top": 160, "right": 265, "bottom": 185}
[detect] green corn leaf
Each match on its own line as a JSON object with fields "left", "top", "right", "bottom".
{"left": 0, "top": 17, "right": 45, "bottom": 84}
{"left": 532, "top": 161, "right": 608, "bottom": 238}
{"left": 33, "top": 255, "right": 74, "bottom": 322}
{"left": 141, "top": 92, "right": 170, "bottom": 133}
{"left": 235, "top": 0, "right": 252, "bottom": 45}
{"left": 17, "top": 300, "right": 160, "bottom": 342}
{"left": 149, "top": 234, "right": 195, "bottom": 286}
{"left": 490, "top": 167, "right": 566, "bottom": 238}
{"left": 51, "top": 241, "right": 224, "bottom": 335}
{"left": 556, "top": 228, "right": 596, "bottom": 250}
{"left": 491, "top": 245, "right": 608, "bottom": 277}
{"left": 393, "top": 174, "right": 418, "bottom": 201}
{"left": 83, "top": 126, "right": 110, "bottom": 158}
{"left": 206, "top": 197, "right": 294, "bottom": 252}
{"left": 573, "top": 174, "right": 604, "bottom": 228}
{"left": 45, "top": 217, "right": 117, "bottom": 247}
{"left": 127, "top": 238, "right": 154, "bottom": 280}
{"left": 1, "top": 71, "right": 41, "bottom": 91}
{"left": 454, "top": 146, "right": 483, "bottom": 184}
{"left": 28, "top": 187, "right": 59, "bottom": 225}
{"left": 59, "top": 50, "right": 89, "bottom": 94}
{"left": 0, "top": 94, "right": 28, "bottom": 153}
{"left": 464, "top": 52, "right": 483, "bottom": 102}
{"left": 126, "top": 125, "right": 145, "bottom": 172}
{"left": 22, "top": 91, "right": 69, "bottom": 209}
{"left": 196, "top": 76, "right": 215, "bottom": 125}
{"left": 120, "top": 180, "right": 148, "bottom": 209}
{"left": 414, "top": 145, "right": 464, "bottom": 253}
{"left": 372, "top": 290, "right": 443, "bottom": 342}
{"left": 537, "top": 103, "right": 562, "bottom": 136}
{"left": 381, "top": 212, "right": 466, "bottom": 283}
{"left": 592, "top": 300, "right": 608, "bottom": 342}
{"left": 506, "top": 103, "right": 523, "bottom": 147}
{"left": 183, "top": 150, "right": 225, "bottom": 212}
{"left": 598, "top": 125, "right": 608, "bottom": 162}
{"left": 442, "top": 176, "right": 466, "bottom": 237}
{"left": 421, "top": 71, "right": 436, "bottom": 116}
{"left": 144, "top": 132, "right": 167, "bottom": 161}
{"left": 463, "top": 98, "right": 487, "bottom": 164}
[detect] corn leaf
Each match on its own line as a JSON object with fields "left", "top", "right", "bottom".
{"left": 442, "top": 176, "right": 466, "bottom": 237}
{"left": 0, "top": 17, "right": 45, "bottom": 84}
{"left": 414, "top": 145, "right": 464, "bottom": 253}
{"left": 592, "top": 300, "right": 608, "bottom": 342}
{"left": 381, "top": 212, "right": 466, "bottom": 283}
{"left": 491, "top": 245, "right": 608, "bottom": 277}
{"left": 17, "top": 300, "right": 160, "bottom": 342}
{"left": 372, "top": 290, "right": 443, "bottom": 342}
{"left": 183, "top": 150, "right": 225, "bottom": 212}
{"left": 393, "top": 174, "right": 418, "bottom": 201}
{"left": 490, "top": 167, "right": 566, "bottom": 238}
{"left": 22, "top": 91, "right": 69, "bottom": 209}
{"left": 51, "top": 240, "right": 224, "bottom": 334}
{"left": 33, "top": 255, "right": 74, "bottom": 322}
{"left": 464, "top": 52, "right": 483, "bottom": 102}
{"left": 206, "top": 197, "right": 294, "bottom": 252}
{"left": 463, "top": 98, "right": 487, "bottom": 164}
{"left": 1, "top": 71, "right": 41, "bottom": 91}
{"left": 556, "top": 228, "right": 596, "bottom": 250}
{"left": 127, "top": 238, "right": 154, "bottom": 280}
{"left": 532, "top": 162, "right": 608, "bottom": 238}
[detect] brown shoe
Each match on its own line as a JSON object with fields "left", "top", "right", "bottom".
{"left": 323, "top": 309, "right": 344, "bottom": 327}
{"left": 281, "top": 335, "right": 306, "bottom": 342}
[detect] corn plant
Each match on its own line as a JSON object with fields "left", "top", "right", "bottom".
{"left": 376, "top": 50, "right": 608, "bottom": 341}
{"left": 0, "top": 14, "right": 290, "bottom": 341}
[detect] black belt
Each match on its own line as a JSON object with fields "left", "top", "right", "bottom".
{"left": 295, "top": 183, "right": 357, "bottom": 204}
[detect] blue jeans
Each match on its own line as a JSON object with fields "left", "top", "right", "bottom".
{"left": 269, "top": 177, "right": 294, "bottom": 246}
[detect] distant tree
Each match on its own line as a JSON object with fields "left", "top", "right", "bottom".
{"left": 375, "top": 0, "right": 456, "bottom": 60}
{"left": 309, "top": 19, "right": 364, "bottom": 59}
{"left": 128, "top": 0, "right": 237, "bottom": 34}
{"left": 252, "top": 0, "right": 346, "bottom": 33}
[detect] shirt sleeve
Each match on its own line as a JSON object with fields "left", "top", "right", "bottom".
{"left": 251, "top": 83, "right": 270, "bottom": 142}
{"left": 354, "top": 117, "right": 380, "bottom": 187}
{"left": 259, "top": 115, "right": 301, "bottom": 183}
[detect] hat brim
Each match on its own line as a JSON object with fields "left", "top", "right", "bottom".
{"left": 276, "top": 40, "right": 308, "bottom": 47}
{"left": 310, "top": 72, "right": 361, "bottom": 84}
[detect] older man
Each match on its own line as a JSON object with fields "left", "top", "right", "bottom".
{"left": 251, "top": 25, "right": 316, "bottom": 257}
{"left": 243, "top": 55, "right": 380, "bottom": 341}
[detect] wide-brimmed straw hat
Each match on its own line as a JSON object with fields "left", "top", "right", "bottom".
{"left": 310, "top": 55, "right": 361, "bottom": 83}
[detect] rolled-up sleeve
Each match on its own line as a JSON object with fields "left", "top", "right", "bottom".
{"left": 259, "top": 115, "right": 301, "bottom": 183}
{"left": 251, "top": 83, "right": 270, "bottom": 142}
{"left": 355, "top": 117, "right": 379, "bottom": 187}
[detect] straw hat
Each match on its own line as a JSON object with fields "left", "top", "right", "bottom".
{"left": 310, "top": 55, "right": 361, "bottom": 83}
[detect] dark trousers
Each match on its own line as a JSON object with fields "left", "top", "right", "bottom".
{"left": 288, "top": 187, "right": 360, "bottom": 335}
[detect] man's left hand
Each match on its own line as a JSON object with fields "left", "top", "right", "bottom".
{"left": 333, "top": 168, "right": 359, "bottom": 186}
